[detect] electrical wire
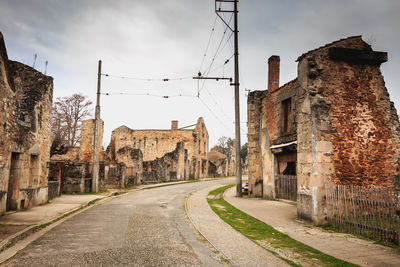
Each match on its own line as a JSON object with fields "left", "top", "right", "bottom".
{"left": 101, "top": 73, "right": 192, "bottom": 82}
{"left": 202, "top": 84, "right": 232, "bottom": 122}
{"left": 198, "top": 97, "right": 232, "bottom": 132}
{"left": 101, "top": 92, "right": 197, "bottom": 99}
{"left": 202, "top": 13, "right": 234, "bottom": 77}
{"left": 198, "top": 14, "right": 218, "bottom": 72}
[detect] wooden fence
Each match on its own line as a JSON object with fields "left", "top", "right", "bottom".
{"left": 276, "top": 175, "right": 297, "bottom": 201}
{"left": 326, "top": 184, "right": 400, "bottom": 245}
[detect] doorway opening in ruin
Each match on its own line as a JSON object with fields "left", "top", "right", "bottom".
{"left": 275, "top": 152, "right": 297, "bottom": 201}
{"left": 7, "top": 152, "right": 22, "bottom": 211}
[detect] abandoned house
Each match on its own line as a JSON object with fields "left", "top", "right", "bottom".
{"left": 0, "top": 32, "right": 53, "bottom": 213}
{"left": 247, "top": 36, "right": 400, "bottom": 224}
{"left": 106, "top": 117, "right": 209, "bottom": 183}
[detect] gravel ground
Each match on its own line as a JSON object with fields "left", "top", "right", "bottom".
{"left": 2, "top": 180, "right": 233, "bottom": 267}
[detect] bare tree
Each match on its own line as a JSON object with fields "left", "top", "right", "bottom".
{"left": 211, "top": 136, "right": 234, "bottom": 156}
{"left": 51, "top": 94, "right": 92, "bottom": 154}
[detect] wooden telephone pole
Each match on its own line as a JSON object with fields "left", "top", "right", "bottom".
{"left": 216, "top": 0, "right": 242, "bottom": 197}
{"left": 92, "top": 60, "right": 101, "bottom": 192}
{"left": 196, "top": 1, "right": 242, "bottom": 197}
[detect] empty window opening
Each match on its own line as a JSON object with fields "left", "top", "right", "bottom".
{"left": 282, "top": 98, "right": 292, "bottom": 133}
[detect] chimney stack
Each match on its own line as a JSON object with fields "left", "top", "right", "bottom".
{"left": 268, "top": 55, "right": 280, "bottom": 92}
{"left": 171, "top": 120, "right": 178, "bottom": 130}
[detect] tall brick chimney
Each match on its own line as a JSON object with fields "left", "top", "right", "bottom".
{"left": 171, "top": 120, "right": 178, "bottom": 130}
{"left": 268, "top": 55, "right": 280, "bottom": 92}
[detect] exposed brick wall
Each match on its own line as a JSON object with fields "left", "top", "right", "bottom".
{"left": 247, "top": 35, "right": 400, "bottom": 223}
{"left": 268, "top": 56, "right": 280, "bottom": 92}
{"left": 312, "top": 37, "right": 400, "bottom": 187}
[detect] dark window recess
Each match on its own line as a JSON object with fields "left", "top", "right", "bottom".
{"left": 283, "top": 162, "right": 296, "bottom": 175}
{"left": 282, "top": 98, "right": 291, "bottom": 133}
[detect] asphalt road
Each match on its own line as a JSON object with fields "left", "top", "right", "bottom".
{"left": 3, "top": 179, "right": 234, "bottom": 267}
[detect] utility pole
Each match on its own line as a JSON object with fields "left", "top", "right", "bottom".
{"left": 233, "top": 0, "right": 242, "bottom": 197}
{"left": 92, "top": 60, "right": 101, "bottom": 192}
{"left": 215, "top": 0, "right": 242, "bottom": 197}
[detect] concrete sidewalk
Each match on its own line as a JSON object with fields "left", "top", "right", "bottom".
{"left": 224, "top": 187, "right": 400, "bottom": 267}
{"left": 186, "top": 183, "right": 289, "bottom": 266}
{"left": 0, "top": 194, "right": 106, "bottom": 226}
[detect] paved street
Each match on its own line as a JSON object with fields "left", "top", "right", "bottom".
{"left": 3, "top": 179, "right": 234, "bottom": 267}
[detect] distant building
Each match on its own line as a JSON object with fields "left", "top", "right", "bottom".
{"left": 106, "top": 117, "right": 209, "bottom": 183}
{"left": 247, "top": 36, "right": 400, "bottom": 224}
{"left": 0, "top": 32, "right": 53, "bottom": 213}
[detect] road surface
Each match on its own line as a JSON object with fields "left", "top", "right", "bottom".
{"left": 3, "top": 179, "right": 234, "bottom": 266}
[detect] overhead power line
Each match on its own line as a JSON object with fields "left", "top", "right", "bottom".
{"left": 198, "top": 14, "right": 219, "bottom": 72}
{"left": 198, "top": 97, "right": 232, "bottom": 132}
{"left": 202, "top": 13, "right": 234, "bottom": 77}
{"left": 101, "top": 92, "right": 197, "bottom": 99}
{"left": 101, "top": 73, "right": 192, "bottom": 82}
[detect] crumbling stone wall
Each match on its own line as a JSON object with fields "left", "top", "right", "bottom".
{"left": 79, "top": 119, "right": 104, "bottom": 163}
{"left": 0, "top": 32, "right": 53, "bottom": 213}
{"left": 295, "top": 36, "right": 400, "bottom": 223}
{"left": 259, "top": 79, "right": 298, "bottom": 199}
{"left": 107, "top": 117, "right": 209, "bottom": 181}
{"left": 247, "top": 91, "right": 265, "bottom": 196}
{"left": 141, "top": 142, "right": 185, "bottom": 183}
{"left": 247, "top": 36, "right": 400, "bottom": 224}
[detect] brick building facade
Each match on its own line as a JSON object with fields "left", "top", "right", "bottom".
{"left": 106, "top": 117, "right": 209, "bottom": 183}
{"left": 0, "top": 33, "right": 53, "bottom": 213}
{"left": 247, "top": 36, "right": 400, "bottom": 224}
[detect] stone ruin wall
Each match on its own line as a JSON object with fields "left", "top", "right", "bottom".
{"left": 79, "top": 119, "right": 104, "bottom": 163}
{"left": 296, "top": 36, "right": 400, "bottom": 223}
{"left": 0, "top": 33, "right": 53, "bottom": 212}
{"left": 107, "top": 128, "right": 195, "bottom": 181}
{"left": 317, "top": 39, "right": 400, "bottom": 187}
{"left": 107, "top": 118, "right": 209, "bottom": 181}
{"left": 108, "top": 126, "right": 195, "bottom": 163}
{"left": 247, "top": 90, "right": 265, "bottom": 196}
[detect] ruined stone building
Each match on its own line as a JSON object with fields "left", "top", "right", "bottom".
{"left": 49, "top": 119, "right": 107, "bottom": 193}
{"left": 208, "top": 151, "right": 227, "bottom": 177}
{"left": 247, "top": 36, "right": 400, "bottom": 224}
{"left": 106, "top": 117, "right": 209, "bottom": 183}
{"left": 208, "top": 146, "right": 237, "bottom": 177}
{"left": 0, "top": 32, "right": 53, "bottom": 213}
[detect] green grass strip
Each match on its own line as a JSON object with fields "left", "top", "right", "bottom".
{"left": 208, "top": 185, "right": 358, "bottom": 267}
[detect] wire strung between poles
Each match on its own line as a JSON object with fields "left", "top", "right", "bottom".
{"left": 101, "top": 73, "right": 192, "bottom": 82}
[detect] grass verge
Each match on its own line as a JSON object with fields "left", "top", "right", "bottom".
{"left": 208, "top": 185, "right": 358, "bottom": 267}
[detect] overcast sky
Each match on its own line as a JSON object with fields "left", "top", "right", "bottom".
{"left": 1, "top": 0, "right": 399, "bottom": 148}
